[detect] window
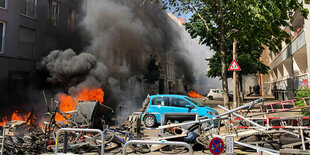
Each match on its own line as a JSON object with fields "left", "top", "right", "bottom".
{"left": 186, "top": 97, "right": 204, "bottom": 107}
{"left": 21, "top": 0, "right": 37, "bottom": 18}
{"left": 0, "top": 0, "right": 6, "bottom": 9}
{"left": 48, "top": 1, "right": 59, "bottom": 26}
{"left": 67, "top": 9, "right": 77, "bottom": 30}
{"left": 170, "top": 97, "right": 191, "bottom": 108}
{"left": 152, "top": 97, "right": 170, "bottom": 106}
{"left": 113, "top": 50, "right": 117, "bottom": 64}
{"left": 0, "top": 21, "right": 5, "bottom": 53}
{"left": 120, "top": 54, "right": 123, "bottom": 65}
{"left": 18, "top": 27, "right": 35, "bottom": 58}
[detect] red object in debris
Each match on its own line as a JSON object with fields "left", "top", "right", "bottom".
{"left": 272, "top": 126, "right": 285, "bottom": 129}
{"left": 46, "top": 140, "right": 55, "bottom": 145}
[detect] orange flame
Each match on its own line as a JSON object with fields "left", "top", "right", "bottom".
{"left": 0, "top": 111, "right": 32, "bottom": 127}
{"left": 188, "top": 90, "right": 204, "bottom": 98}
{"left": 55, "top": 87, "right": 104, "bottom": 122}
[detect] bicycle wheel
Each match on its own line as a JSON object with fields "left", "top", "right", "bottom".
{"left": 129, "top": 143, "right": 150, "bottom": 153}
{"left": 196, "top": 136, "right": 210, "bottom": 148}
{"left": 104, "top": 131, "right": 115, "bottom": 145}
{"left": 127, "top": 136, "right": 150, "bottom": 153}
{"left": 159, "top": 145, "right": 186, "bottom": 154}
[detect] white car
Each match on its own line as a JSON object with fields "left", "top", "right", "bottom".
{"left": 207, "top": 89, "right": 233, "bottom": 100}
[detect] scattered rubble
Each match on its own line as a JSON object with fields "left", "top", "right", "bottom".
{"left": 0, "top": 97, "right": 310, "bottom": 154}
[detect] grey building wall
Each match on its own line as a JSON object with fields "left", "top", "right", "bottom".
{"left": 0, "top": 0, "right": 84, "bottom": 111}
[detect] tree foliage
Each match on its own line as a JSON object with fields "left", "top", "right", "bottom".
{"left": 149, "top": 0, "right": 309, "bottom": 108}
{"left": 143, "top": 55, "right": 161, "bottom": 84}
{"left": 295, "top": 89, "right": 310, "bottom": 116}
{"left": 206, "top": 45, "right": 269, "bottom": 78}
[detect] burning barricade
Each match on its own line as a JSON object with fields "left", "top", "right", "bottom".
{"left": 1, "top": 92, "right": 310, "bottom": 154}
{"left": 0, "top": 87, "right": 116, "bottom": 154}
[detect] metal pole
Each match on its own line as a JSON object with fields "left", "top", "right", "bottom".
{"left": 55, "top": 128, "right": 104, "bottom": 155}
{"left": 63, "top": 131, "right": 68, "bottom": 153}
{"left": 157, "top": 98, "right": 262, "bottom": 130}
{"left": 122, "top": 140, "right": 193, "bottom": 155}
{"left": 301, "top": 128, "right": 306, "bottom": 150}
{"left": 234, "top": 141, "right": 278, "bottom": 155}
{"left": 233, "top": 38, "right": 237, "bottom": 109}
{"left": 218, "top": 105, "right": 267, "bottom": 130}
{"left": 0, "top": 126, "right": 5, "bottom": 155}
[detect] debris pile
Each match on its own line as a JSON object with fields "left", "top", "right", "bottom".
{"left": 1, "top": 97, "right": 310, "bottom": 154}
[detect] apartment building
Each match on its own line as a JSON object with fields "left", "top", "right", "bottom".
{"left": 267, "top": 7, "right": 310, "bottom": 100}
{"left": 0, "top": 0, "right": 84, "bottom": 101}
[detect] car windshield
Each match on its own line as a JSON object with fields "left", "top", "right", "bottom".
{"left": 185, "top": 97, "right": 205, "bottom": 107}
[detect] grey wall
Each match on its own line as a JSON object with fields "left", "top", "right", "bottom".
{"left": 0, "top": 0, "right": 84, "bottom": 113}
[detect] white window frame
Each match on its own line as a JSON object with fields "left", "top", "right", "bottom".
{"left": 21, "top": 0, "right": 38, "bottom": 18}
{"left": 0, "top": 0, "right": 7, "bottom": 9}
{"left": 0, "top": 21, "right": 6, "bottom": 54}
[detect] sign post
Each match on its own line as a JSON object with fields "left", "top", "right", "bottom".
{"left": 229, "top": 39, "right": 241, "bottom": 109}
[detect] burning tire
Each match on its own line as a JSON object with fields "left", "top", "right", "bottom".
{"left": 144, "top": 114, "right": 156, "bottom": 127}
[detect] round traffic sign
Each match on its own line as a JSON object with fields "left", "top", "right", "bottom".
{"left": 209, "top": 137, "right": 224, "bottom": 155}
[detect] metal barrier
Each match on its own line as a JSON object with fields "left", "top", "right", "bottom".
{"left": 134, "top": 112, "right": 164, "bottom": 134}
{"left": 122, "top": 140, "right": 193, "bottom": 155}
{"left": 55, "top": 128, "right": 104, "bottom": 155}
{"left": 157, "top": 98, "right": 263, "bottom": 130}
{"left": 0, "top": 126, "right": 4, "bottom": 155}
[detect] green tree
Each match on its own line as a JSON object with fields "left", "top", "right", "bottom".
{"left": 149, "top": 0, "right": 309, "bottom": 109}
{"left": 143, "top": 55, "right": 161, "bottom": 84}
{"left": 295, "top": 89, "right": 310, "bottom": 116}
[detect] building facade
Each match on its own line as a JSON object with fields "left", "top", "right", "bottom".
{"left": 266, "top": 5, "right": 310, "bottom": 100}
{"left": 0, "top": 0, "right": 84, "bottom": 103}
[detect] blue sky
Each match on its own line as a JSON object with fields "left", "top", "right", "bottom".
{"left": 164, "top": 2, "right": 193, "bottom": 20}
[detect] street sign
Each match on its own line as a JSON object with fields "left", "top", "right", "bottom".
{"left": 209, "top": 137, "right": 224, "bottom": 155}
{"left": 225, "top": 136, "right": 234, "bottom": 154}
{"left": 228, "top": 59, "right": 241, "bottom": 71}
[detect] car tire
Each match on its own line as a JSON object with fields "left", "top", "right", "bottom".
{"left": 208, "top": 96, "right": 213, "bottom": 100}
{"left": 144, "top": 114, "right": 156, "bottom": 127}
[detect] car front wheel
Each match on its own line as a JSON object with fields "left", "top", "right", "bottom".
{"left": 144, "top": 114, "right": 156, "bottom": 127}
{"left": 208, "top": 96, "right": 213, "bottom": 100}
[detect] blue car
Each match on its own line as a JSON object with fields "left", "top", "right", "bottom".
{"left": 142, "top": 94, "right": 219, "bottom": 127}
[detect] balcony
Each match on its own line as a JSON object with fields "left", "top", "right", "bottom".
{"left": 270, "top": 30, "right": 306, "bottom": 69}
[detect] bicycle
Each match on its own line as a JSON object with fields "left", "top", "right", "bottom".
{"left": 102, "top": 126, "right": 150, "bottom": 153}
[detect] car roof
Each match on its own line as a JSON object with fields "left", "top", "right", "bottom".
{"left": 150, "top": 94, "right": 188, "bottom": 98}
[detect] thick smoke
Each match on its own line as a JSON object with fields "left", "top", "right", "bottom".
{"left": 38, "top": 0, "right": 220, "bottom": 123}
{"left": 38, "top": 48, "right": 107, "bottom": 96}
